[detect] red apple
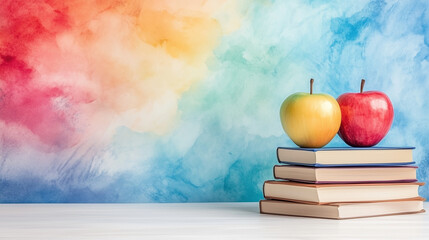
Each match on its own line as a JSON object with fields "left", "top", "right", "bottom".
{"left": 337, "top": 79, "right": 394, "bottom": 147}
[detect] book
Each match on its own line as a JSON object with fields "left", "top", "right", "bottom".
{"left": 259, "top": 199, "right": 425, "bottom": 219}
{"left": 273, "top": 165, "right": 417, "bottom": 184}
{"left": 263, "top": 181, "right": 423, "bottom": 204}
{"left": 277, "top": 147, "right": 415, "bottom": 167}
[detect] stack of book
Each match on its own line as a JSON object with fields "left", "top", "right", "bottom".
{"left": 260, "top": 147, "right": 425, "bottom": 219}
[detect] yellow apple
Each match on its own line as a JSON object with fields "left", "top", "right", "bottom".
{"left": 280, "top": 79, "right": 341, "bottom": 148}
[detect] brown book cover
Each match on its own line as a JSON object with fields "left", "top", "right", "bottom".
{"left": 259, "top": 199, "right": 425, "bottom": 220}
{"left": 264, "top": 180, "right": 424, "bottom": 188}
{"left": 273, "top": 165, "right": 418, "bottom": 184}
{"left": 263, "top": 180, "right": 424, "bottom": 204}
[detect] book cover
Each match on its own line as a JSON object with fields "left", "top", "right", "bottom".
{"left": 273, "top": 165, "right": 418, "bottom": 183}
{"left": 277, "top": 147, "right": 415, "bottom": 151}
{"left": 277, "top": 147, "right": 415, "bottom": 166}
{"left": 259, "top": 199, "right": 425, "bottom": 220}
{"left": 263, "top": 180, "right": 424, "bottom": 204}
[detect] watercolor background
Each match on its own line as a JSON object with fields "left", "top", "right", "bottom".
{"left": 1, "top": 0, "right": 428, "bottom": 202}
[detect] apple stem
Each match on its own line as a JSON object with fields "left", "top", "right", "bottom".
{"left": 360, "top": 79, "right": 365, "bottom": 93}
{"left": 310, "top": 78, "right": 314, "bottom": 95}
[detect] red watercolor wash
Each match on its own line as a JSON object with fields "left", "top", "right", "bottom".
{"left": 0, "top": 0, "right": 82, "bottom": 149}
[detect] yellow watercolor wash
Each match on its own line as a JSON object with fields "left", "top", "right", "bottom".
{"left": 137, "top": 9, "right": 222, "bottom": 63}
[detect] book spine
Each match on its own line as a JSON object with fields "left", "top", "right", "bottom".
{"left": 276, "top": 147, "right": 281, "bottom": 164}
{"left": 272, "top": 166, "right": 277, "bottom": 179}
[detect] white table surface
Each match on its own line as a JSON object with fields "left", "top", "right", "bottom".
{"left": 0, "top": 202, "right": 428, "bottom": 239}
